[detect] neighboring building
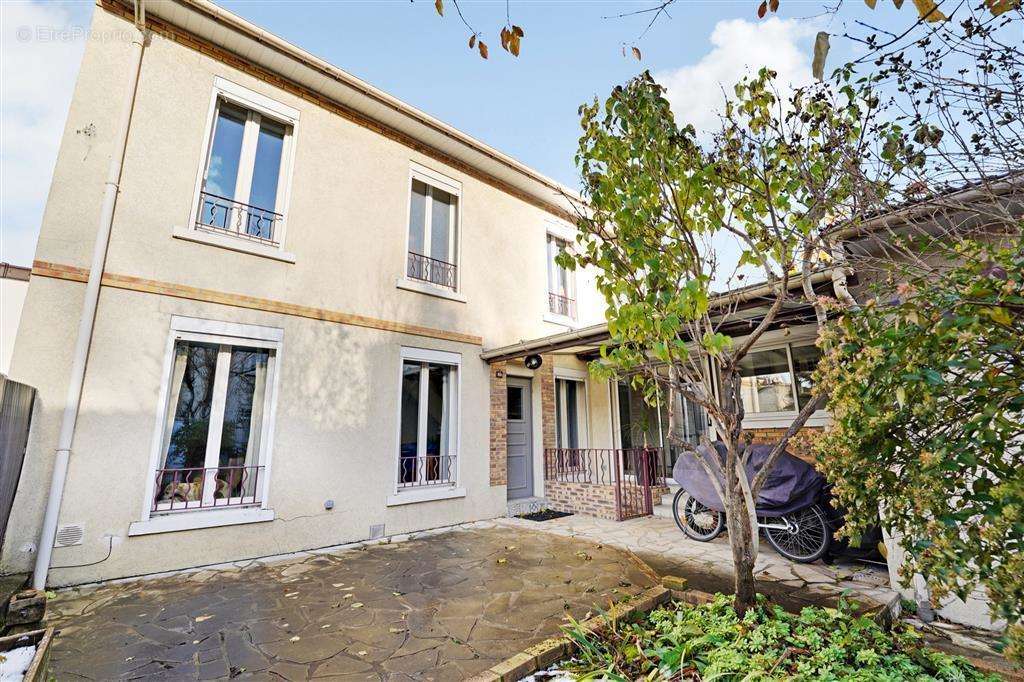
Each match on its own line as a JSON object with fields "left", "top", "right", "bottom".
{"left": 0, "top": 264, "right": 31, "bottom": 375}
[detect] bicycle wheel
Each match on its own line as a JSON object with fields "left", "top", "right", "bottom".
{"left": 763, "top": 504, "right": 831, "bottom": 563}
{"left": 672, "top": 489, "right": 725, "bottom": 541}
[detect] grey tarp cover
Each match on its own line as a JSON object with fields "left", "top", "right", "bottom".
{"left": 672, "top": 441, "right": 826, "bottom": 516}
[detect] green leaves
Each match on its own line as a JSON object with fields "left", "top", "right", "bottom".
{"left": 702, "top": 332, "right": 733, "bottom": 356}
{"left": 560, "top": 594, "right": 996, "bottom": 680}
{"left": 815, "top": 242, "right": 1024, "bottom": 663}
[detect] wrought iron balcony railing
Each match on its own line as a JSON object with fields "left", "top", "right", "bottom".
{"left": 407, "top": 252, "right": 457, "bottom": 290}
{"left": 398, "top": 453, "right": 457, "bottom": 488}
{"left": 548, "top": 292, "right": 576, "bottom": 318}
{"left": 152, "top": 465, "right": 264, "bottom": 512}
{"left": 195, "top": 191, "right": 283, "bottom": 247}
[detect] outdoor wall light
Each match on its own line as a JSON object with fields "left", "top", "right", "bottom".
{"left": 524, "top": 354, "right": 543, "bottom": 370}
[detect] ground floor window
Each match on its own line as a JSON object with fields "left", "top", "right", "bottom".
{"left": 398, "top": 348, "right": 460, "bottom": 488}
{"left": 617, "top": 379, "right": 709, "bottom": 475}
{"left": 555, "top": 376, "right": 587, "bottom": 449}
{"left": 738, "top": 342, "right": 822, "bottom": 414}
{"left": 152, "top": 321, "right": 279, "bottom": 513}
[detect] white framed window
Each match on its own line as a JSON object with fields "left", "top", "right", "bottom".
{"left": 554, "top": 372, "right": 588, "bottom": 449}
{"left": 403, "top": 164, "right": 462, "bottom": 293}
{"left": 738, "top": 342, "right": 822, "bottom": 415}
{"left": 143, "top": 317, "right": 282, "bottom": 521}
{"left": 394, "top": 347, "right": 461, "bottom": 495}
{"left": 185, "top": 78, "right": 298, "bottom": 257}
{"left": 546, "top": 234, "right": 576, "bottom": 319}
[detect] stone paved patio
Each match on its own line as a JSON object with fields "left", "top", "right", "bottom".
{"left": 43, "top": 523, "right": 654, "bottom": 680}
{"left": 497, "top": 513, "right": 896, "bottom": 614}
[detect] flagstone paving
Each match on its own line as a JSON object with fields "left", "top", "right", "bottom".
{"left": 496, "top": 514, "right": 897, "bottom": 615}
{"left": 43, "top": 523, "right": 654, "bottom": 680}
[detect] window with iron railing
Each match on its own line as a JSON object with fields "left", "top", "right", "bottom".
{"left": 397, "top": 349, "right": 460, "bottom": 490}
{"left": 547, "top": 234, "right": 576, "bottom": 318}
{"left": 407, "top": 176, "right": 459, "bottom": 291}
{"left": 151, "top": 336, "right": 276, "bottom": 513}
{"left": 193, "top": 93, "right": 293, "bottom": 249}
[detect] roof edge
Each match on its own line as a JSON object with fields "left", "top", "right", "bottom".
{"left": 134, "top": 0, "right": 582, "bottom": 212}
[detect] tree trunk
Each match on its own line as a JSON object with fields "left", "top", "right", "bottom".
{"left": 726, "top": 481, "right": 758, "bottom": 615}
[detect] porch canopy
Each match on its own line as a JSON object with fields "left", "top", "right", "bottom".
{"left": 481, "top": 270, "right": 840, "bottom": 364}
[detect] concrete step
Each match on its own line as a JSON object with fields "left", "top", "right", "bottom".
{"left": 654, "top": 484, "right": 681, "bottom": 508}
{"left": 652, "top": 503, "right": 676, "bottom": 520}
{"left": 507, "top": 497, "right": 548, "bottom": 518}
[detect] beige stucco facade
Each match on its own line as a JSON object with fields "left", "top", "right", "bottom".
{"left": 2, "top": 3, "right": 607, "bottom": 586}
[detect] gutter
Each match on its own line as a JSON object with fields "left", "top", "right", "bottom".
{"left": 33, "top": 3, "right": 147, "bottom": 590}
{"left": 481, "top": 270, "right": 836, "bottom": 363}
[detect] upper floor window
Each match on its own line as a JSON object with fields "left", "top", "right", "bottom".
{"left": 547, "top": 235, "right": 576, "bottom": 319}
{"left": 191, "top": 79, "right": 298, "bottom": 251}
{"left": 406, "top": 166, "right": 461, "bottom": 292}
{"left": 738, "top": 343, "right": 822, "bottom": 414}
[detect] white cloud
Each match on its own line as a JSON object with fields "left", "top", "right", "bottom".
{"left": 654, "top": 17, "right": 818, "bottom": 135}
{"left": 1, "top": 1, "right": 90, "bottom": 265}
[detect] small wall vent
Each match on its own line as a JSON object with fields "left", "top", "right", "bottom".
{"left": 55, "top": 524, "right": 85, "bottom": 547}
{"left": 369, "top": 524, "right": 385, "bottom": 540}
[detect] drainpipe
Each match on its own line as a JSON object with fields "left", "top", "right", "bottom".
{"left": 32, "top": 6, "right": 147, "bottom": 590}
{"left": 829, "top": 242, "right": 859, "bottom": 311}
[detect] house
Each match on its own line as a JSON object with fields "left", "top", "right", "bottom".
{"left": 0, "top": 0, "right": 881, "bottom": 591}
{"left": 4, "top": 2, "right": 1014, "bottom": 642}
{"left": 1, "top": 0, "right": 607, "bottom": 588}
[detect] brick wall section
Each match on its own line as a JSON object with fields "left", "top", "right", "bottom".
{"left": 545, "top": 480, "right": 620, "bottom": 521}
{"left": 539, "top": 355, "right": 556, "bottom": 451}
{"left": 745, "top": 426, "right": 824, "bottom": 464}
{"left": 489, "top": 362, "right": 508, "bottom": 486}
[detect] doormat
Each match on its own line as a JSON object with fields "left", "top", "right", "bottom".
{"left": 517, "top": 509, "right": 573, "bottom": 522}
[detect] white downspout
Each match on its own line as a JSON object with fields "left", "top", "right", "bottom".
{"left": 32, "top": 11, "right": 147, "bottom": 590}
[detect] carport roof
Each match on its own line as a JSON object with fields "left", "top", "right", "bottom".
{"left": 482, "top": 269, "right": 837, "bottom": 363}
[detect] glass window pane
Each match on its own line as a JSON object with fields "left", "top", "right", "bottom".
{"left": 246, "top": 117, "right": 286, "bottom": 238}
{"left": 507, "top": 386, "right": 523, "bottom": 421}
{"left": 156, "top": 342, "right": 219, "bottom": 505}
{"left": 408, "top": 180, "right": 427, "bottom": 255}
{"left": 565, "top": 380, "right": 579, "bottom": 449}
{"left": 218, "top": 347, "right": 271, "bottom": 498}
{"left": 430, "top": 187, "right": 454, "bottom": 264}
{"left": 199, "top": 103, "right": 246, "bottom": 231}
{"left": 790, "top": 344, "right": 821, "bottom": 409}
{"left": 205, "top": 102, "right": 246, "bottom": 199}
{"left": 399, "top": 361, "right": 420, "bottom": 484}
{"left": 739, "top": 348, "right": 795, "bottom": 413}
{"left": 163, "top": 342, "right": 219, "bottom": 471}
{"left": 555, "top": 379, "right": 564, "bottom": 448}
{"left": 548, "top": 237, "right": 568, "bottom": 296}
{"left": 426, "top": 364, "right": 449, "bottom": 482}
{"left": 617, "top": 381, "right": 632, "bottom": 449}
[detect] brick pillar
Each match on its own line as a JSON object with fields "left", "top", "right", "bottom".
{"left": 539, "top": 354, "right": 556, "bottom": 451}
{"left": 489, "top": 362, "right": 508, "bottom": 486}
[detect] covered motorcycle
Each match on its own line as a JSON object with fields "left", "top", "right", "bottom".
{"left": 670, "top": 442, "right": 843, "bottom": 563}
{"left": 672, "top": 441, "right": 826, "bottom": 515}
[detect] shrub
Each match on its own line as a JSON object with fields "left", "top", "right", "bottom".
{"left": 559, "top": 593, "right": 997, "bottom": 680}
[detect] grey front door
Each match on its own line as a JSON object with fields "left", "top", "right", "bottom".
{"left": 506, "top": 378, "right": 533, "bottom": 500}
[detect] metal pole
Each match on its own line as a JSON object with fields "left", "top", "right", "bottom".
{"left": 32, "top": 18, "right": 146, "bottom": 590}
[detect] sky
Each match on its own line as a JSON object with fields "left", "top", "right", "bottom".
{"left": 0, "top": 0, "right": 907, "bottom": 267}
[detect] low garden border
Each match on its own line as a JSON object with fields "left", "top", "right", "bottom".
{"left": 470, "top": 574, "right": 901, "bottom": 682}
